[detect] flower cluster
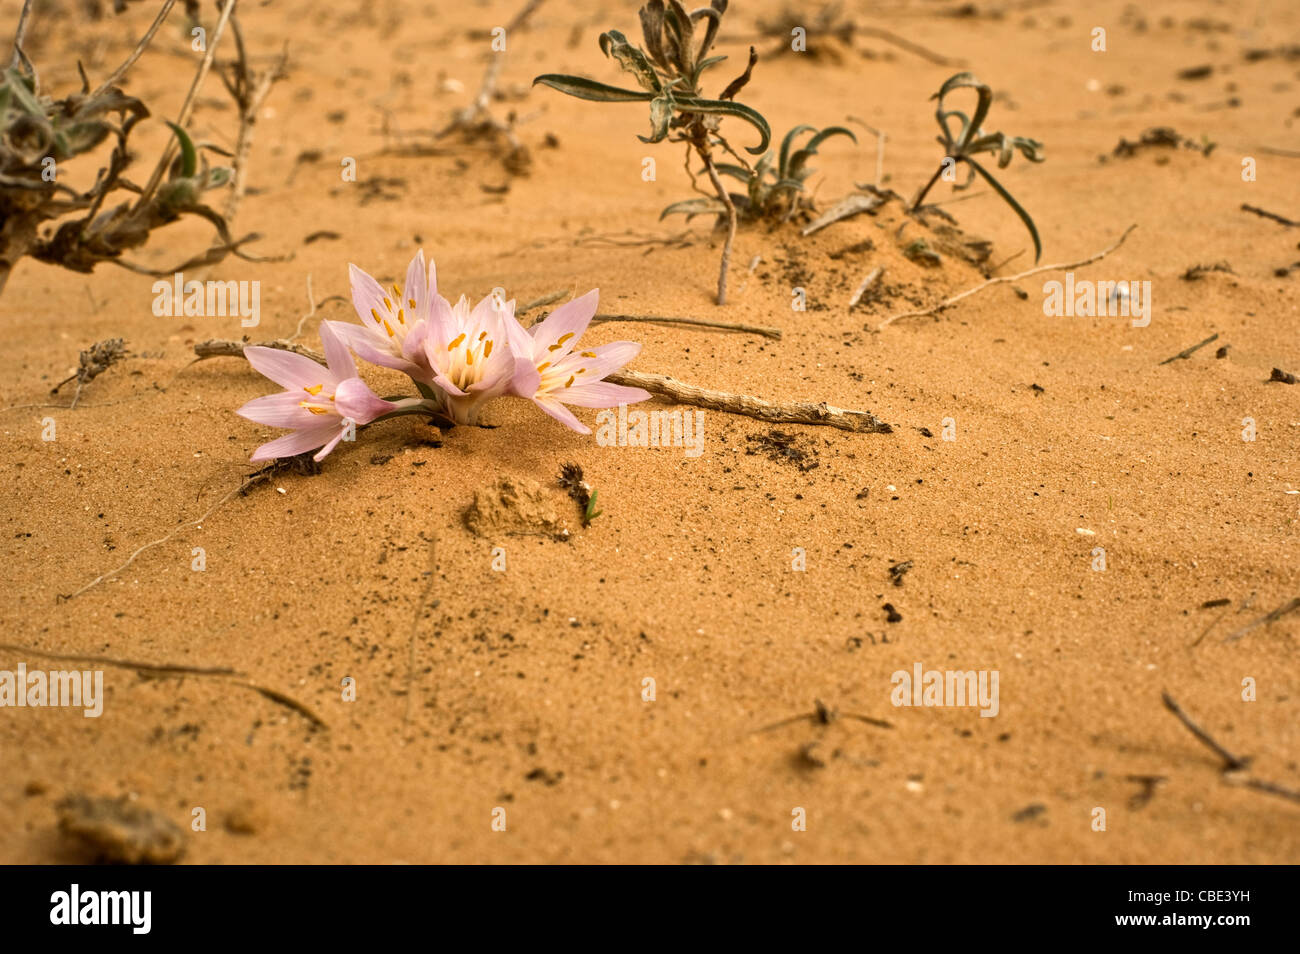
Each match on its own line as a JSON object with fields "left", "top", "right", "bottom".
{"left": 237, "top": 251, "right": 651, "bottom": 462}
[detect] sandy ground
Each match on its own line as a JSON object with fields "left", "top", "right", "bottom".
{"left": 1, "top": 0, "right": 1297, "bottom": 864}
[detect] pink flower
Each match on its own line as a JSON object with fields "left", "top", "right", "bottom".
{"left": 503, "top": 289, "right": 650, "bottom": 434}
{"left": 329, "top": 250, "right": 435, "bottom": 381}
{"left": 419, "top": 290, "right": 517, "bottom": 425}
{"left": 237, "top": 322, "right": 396, "bottom": 462}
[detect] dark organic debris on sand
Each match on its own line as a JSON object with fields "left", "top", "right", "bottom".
{"left": 746, "top": 430, "right": 819, "bottom": 472}
{"left": 57, "top": 793, "right": 185, "bottom": 864}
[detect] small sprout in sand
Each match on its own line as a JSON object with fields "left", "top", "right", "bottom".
{"left": 910, "top": 72, "right": 1045, "bottom": 262}
{"left": 584, "top": 489, "right": 603, "bottom": 526}
{"left": 662, "top": 124, "right": 856, "bottom": 224}
{"left": 535, "top": 0, "right": 772, "bottom": 304}
{"left": 237, "top": 252, "right": 651, "bottom": 463}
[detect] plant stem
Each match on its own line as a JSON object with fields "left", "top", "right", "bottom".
{"left": 696, "top": 144, "right": 737, "bottom": 306}
{"left": 910, "top": 160, "right": 948, "bottom": 211}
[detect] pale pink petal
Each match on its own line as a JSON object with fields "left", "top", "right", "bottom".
{"left": 395, "top": 250, "right": 428, "bottom": 325}
{"left": 501, "top": 310, "right": 539, "bottom": 365}
{"left": 244, "top": 346, "right": 330, "bottom": 391}
{"left": 531, "top": 290, "right": 599, "bottom": 356}
{"left": 313, "top": 429, "right": 347, "bottom": 462}
{"left": 320, "top": 321, "right": 357, "bottom": 379}
{"left": 237, "top": 391, "right": 328, "bottom": 428}
{"left": 558, "top": 381, "right": 652, "bottom": 408}
{"left": 508, "top": 357, "right": 541, "bottom": 398}
{"left": 534, "top": 397, "right": 591, "bottom": 435}
{"left": 583, "top": 340, "right": 641, "bottom": 378}
{"left": 349, "top": 264, "right": 390, "bottom": 332}
{"left": 334, "top": 377, "right": 397, "bottom": 424}
{"left": 249, "top": 423, "right": 341, "bottom": 462}
{"left": 431, "top": 370, "right": 469, "bottom": 398}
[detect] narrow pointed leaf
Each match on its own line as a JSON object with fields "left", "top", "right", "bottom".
{"left": 533, "top": 74, "right": 654, "bottom": 103}
{"left": 965, "top": 156, "right": 1042, "bottom": 263}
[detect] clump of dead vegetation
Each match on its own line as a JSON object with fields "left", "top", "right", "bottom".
{"left": 0, "top": 0, "right": 281, "bottom": 297}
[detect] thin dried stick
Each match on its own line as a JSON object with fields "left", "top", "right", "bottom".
{"left": 1241, "top": 203, "right": 1298, "bottom": 227}
{"left": 0, "top": 642, "right": 241, "bottom": 677}
{"left": 190, "top": 339, "right": 891, "bottom": 432}
{"left": 607, "top": 369, "right": 892, "bottom": 433}
{"left": 90, "top": 0, "right": 179, "bottom": 98}
{"left": 1158, "top": 333, "right": 1220, "bottom": 366}
{"left": 65, "top": 476, "right": 249, "bottom": 601}
{"left": 517, "top": 291, "right": 780, "bottom": 337}
{"left": 0, "top": 641, "right": 324, "bottom": 727}
{"left": 195, "top": 338, "right": 323, "bottom": 361}
{"left": 1222, "top": 596, "right": 1300, "bottom": 644}
{"left": 1161, "top": 691, "right": 1250, "bottom": 770}
{"left": 878, "top": 224, "right": 1138, "bottom": 329}
{"left": 135, "top": 0, "right": 238, "bottom": 210}
{"left": 593, "top": 313, "right": 780, "bottom": 339}
{"left": 404, "top": 533, "right": 438, "bottom": 723}
{"left": 849, "top": 267, "right": 884, "bottom": 308}
{"left": 8, "top": 0, "right": 34, "bottom": 69}
{"left": 221, "top": 17, "right": 289, "bottom": 221}
{"left": 438, "top": 0, "right": 546, "bottom": 145}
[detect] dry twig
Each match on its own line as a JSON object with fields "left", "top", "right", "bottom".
{"left": 878, "top": 225, "right": 1138, "bottom": 328}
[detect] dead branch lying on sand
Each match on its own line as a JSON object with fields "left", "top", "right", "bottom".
{"left": 606, "top": 370, "right": 892, "bottom": 433}
{"left": 878, "top": 224, "right": 1138, "bottom": 329}
{"left": 1161, "top": 691, "right": 1300, "bottom": 805}
{"left": 193, "top": 340, "right": 893, "bottom": 433}
{"left": 0, "top": 641, "right": 326, "bottom": 728}
{"left": 515, "top": 291, "right": 781, "bottom": 338}
{"left": 593, "top": 313, "right": 781, "bottom": 339}
{"left": 1158, "top": 332, "right": 1219, "bottom": 366}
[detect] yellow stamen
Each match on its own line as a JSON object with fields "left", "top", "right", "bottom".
{"left": 581, "top": 351, "right": 597, "bottom": 358}
{"left": 300, "top": 402, "right": 330, "bottom": 415}
{"left": 564, "top": 375, "right": 575, "bottom": 388}
{"left": 303, "top": 384, "right": 324, "bottom": 396}
{"left": 383, "top": 297, "right": 392, "bottom": 310}
{"left": 557, "top": 332, "right": 575, "bottom": 345}
{"left": 448, "top": 332, "right": 466, "bottom": 350}
{"left": 382, "top": 319, "right": 395, "bottom": 337}
{"left": 466, "top": 350, "right": 474, "bottom": 365}
{"left": 396, "top": 308, "right": 405, "bottom": 325}
{"left": 484, "top": 340, "right": 494, "bottom": 358}
{"left": 392, "top": 284, "right": 402, "bottom": 300}
{"left": 370, "top": 308, "right": 381, "bottom": 323}
{"left": 536, "top": 361, "right": 550, "bottom": 372}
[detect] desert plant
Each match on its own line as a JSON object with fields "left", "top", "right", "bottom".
{"left": 910, "top": 72, "right": 1045, "bottom": 262}
{"left": 534, "top": 0, "right": 771, "bottom": 305}
{"left": 661, "top": 123, "right": 855, "bottom": 223}
{"left": 0, "top": 1, "right": 264, "bottom": 297}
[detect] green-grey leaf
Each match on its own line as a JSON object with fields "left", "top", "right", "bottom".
{"left": 599, "top": 30, "right": 662, "bottom": 93}
{"left": 165, "top": 120, "right": 197, "bottom": 178}
{"left": 533, "top": 74, "right": 655, "bottom": 103}
{"left": 639, "top": 95, "right": 674, "bottom": 144}
{"left": 673, "top": 95, "right": 771, "bottom": 153}
{"left": 660, "top": 197, "right": 727, "bottom": 221}
{"left": 778, "top": 124, "right": 817, "bottom": 177}
{"left": 965, "top": 156, "right": 1041, "bottom": 263}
